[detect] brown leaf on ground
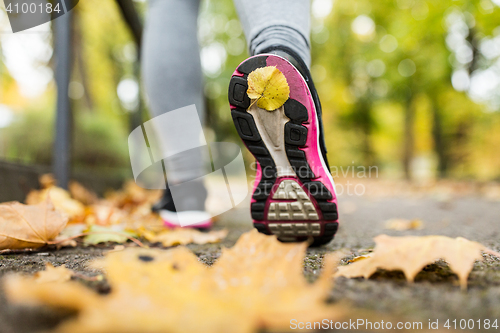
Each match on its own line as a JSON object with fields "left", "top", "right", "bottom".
{"left": 145, "top": 228, "right": 228, "bottom": 247}
{"left": 26, "top": 187, "right": 85, "bottom": 222}
{"left": 335, "top": 234, "right": 500, "bottom": 289}
{"left": 105, "top": 180, "right": 162, "bottom": 209}
{"left": 384, "top": 218, "right": 424, "bottom": 231}
{"left": 34, "top": 263, "right": 74, "bottom": 284}
{"left": 0, "top": 197, "right": 68, "bottom": 250}
{"left": 5, "top": 230, "right": 346, "bottom": 333}
{"left": 69, "top": 181, "right": 98, "bottom": 205}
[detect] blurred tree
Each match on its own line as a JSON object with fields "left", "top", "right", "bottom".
{"left": 314, "top": 0, "right": 500, "bottom": 180}
{"left": 2, "top": 0, "right": 500, "bottom": 181}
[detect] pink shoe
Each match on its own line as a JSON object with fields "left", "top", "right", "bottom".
{"left": 228, "top": 50, "right": 339, "bottom": 246}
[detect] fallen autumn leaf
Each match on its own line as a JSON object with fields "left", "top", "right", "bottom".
{"left": 83, "top": 225, "right": 138, "bottom": 246}
{"left": 0, "top": 197, "right": 68, "bottom": 250}
{"left": 34, "top": 263, "right": 74, "bottom": 284}
{"left": 26, "top": 186, "right": 85, "bottom": 222}
{"left": 335, "top": 234, "right": 500, "bottom": 289}
{"left": 5, "top": 230, "right": 346, "bottom": 333}
{"left": 145, "top": 228, "right": 228, "bottom": 247}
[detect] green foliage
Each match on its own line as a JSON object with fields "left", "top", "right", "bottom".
{"left": 310, "top": 0, "right": 500, "bottom": 179}
{"left": 195, "top": 0, "right": 500, "bottom": 180}
{"left": 75, "top": 0, "right": 137, "bottom": 114}
{"left": 198, "top": 0, "right": 250, "bottom": 141}
{"left": 2, "top": 0, "right": 500, "bottom": 181}
{"left": 4, "top": 109, "right": 129, "bottom": 170}
{"left": 3, "top": 108, "right": 54, "bottom": 165}
{"left": 72, "top": 111, "right": 129, "bottom": 170}
{"left": 0, "top": 0, "right": 134, "bottom": 173}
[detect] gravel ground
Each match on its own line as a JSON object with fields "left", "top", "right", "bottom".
{"left": 1, "top": 184, "right": 500, "bottom": 332}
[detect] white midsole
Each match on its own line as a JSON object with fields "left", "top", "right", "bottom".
{"left": 159, "top": 210, "right": 212, "bottom": 227}
{"left": 248, "top": 104, "right": 296, "bottom": 178}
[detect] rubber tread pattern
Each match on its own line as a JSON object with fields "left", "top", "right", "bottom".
{"left": 228, "top": 76, "right": 251, "bottom": 109}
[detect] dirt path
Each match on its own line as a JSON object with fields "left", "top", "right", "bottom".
{"left": 1, "top": 189, "right": 500, "bottom": 332}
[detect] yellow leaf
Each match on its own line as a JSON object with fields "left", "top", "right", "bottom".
{"left": 83, "top": 225, "right": 137, "bottom": 246}
{"left": 145, "top": 228, "right": 228, "bottom": 247}
{"left": 34, "top": 263, "right": 74, "bottom": 284}
{"left": 5, "top": 230, "right": 346, "bottom": 333}
{"left": 247, "top": 66, "right": 290, "bottom": 111}
{"left": 0, "top": 197, "right": 68, "bottom": 250}
{"left": 335, "top": 235, "right": 500, "bottom": 290}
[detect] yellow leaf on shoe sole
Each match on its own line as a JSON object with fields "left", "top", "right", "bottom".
{"left": 247, "top": 66, "right": 290, "bottom": 111}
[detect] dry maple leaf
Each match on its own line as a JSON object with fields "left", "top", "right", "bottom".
{"left": 5, "top": 230, "right": 346, "bottom": 333}
{"left": 145, "top": 228, "right": 228, "bottom": 247}
{"left": 26, "top": 186, "right": 85, "bottom": 222}
{"left": 34, "top": 263, "right": 74, "bottom": 284}
{"left": 247, "top": 66, "right": 290, "bottom": 111}
{"left": 0, "top": 197, "right": 68, "bottom": 250}
{"left": 335, "top": 234, "right": 500, "bottom": 290}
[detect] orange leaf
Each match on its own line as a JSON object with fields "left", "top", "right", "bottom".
{"left": 6, "top": 230, "right": 346, "bottom": 333}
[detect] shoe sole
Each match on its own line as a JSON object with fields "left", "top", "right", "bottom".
{"left": 228, "top": 54, "right": 339, "bottom": 245}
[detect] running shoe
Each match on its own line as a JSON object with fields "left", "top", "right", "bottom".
{"left": 152, "top": 180, "right": 212, "bottom": 229}
{"left": 228, "top": 49, "right": 339, "bottom": 245}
